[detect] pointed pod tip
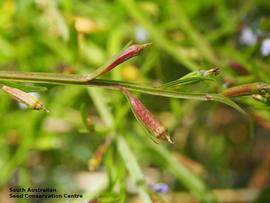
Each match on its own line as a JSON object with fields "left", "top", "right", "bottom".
{"left": 43, "top": 108, "right": 50, "bottom": 113}
{"left": 166, "top": 135, "right": 174, "bottom": 144}
{"left": 139, "top": 42, "right": 152, "bottom": 49}
{"left": 211, "top": 67, "right": 220, "bottom": 75}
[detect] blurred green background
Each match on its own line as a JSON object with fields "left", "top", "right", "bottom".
{"left": 1, "top": 0, "right": 270, "bottom": 202}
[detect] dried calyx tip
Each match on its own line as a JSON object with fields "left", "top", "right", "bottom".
{"left": 211, "top": 67, "right": 220, "bottom": 75}
{"left": 166, "top": 135, "right": 174, "bottom": 144}
{"left": 138, "top": 43, "right": 152, "bottom": 50}
{"left": 202, "top": 67, "right": 220, "bottom": 77}
{"left": 43, "top": 108, "right": 50, "bottom": 113}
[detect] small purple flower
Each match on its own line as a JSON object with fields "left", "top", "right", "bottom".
{"left": 239, "top": 27, "right": 257, "bottom": 46}
{"left": 261, "top": 38, "right": 270, "bottom": 56}
{"left": 151, "top": 183, "right": 169, "bottom": 193}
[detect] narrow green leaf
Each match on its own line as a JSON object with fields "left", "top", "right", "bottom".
{"left": 161, "top": 76, "right": 215, "bottom": 89}
{"left": 208, "top": 94, "right": 246, "bottom": 114}
{"left": 160, "top": 68, "right": 219, "bottom": 89}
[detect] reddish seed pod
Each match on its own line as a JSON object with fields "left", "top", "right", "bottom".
{"left": 120, "top": 87, "right": 173, "bottom": 144}
{"left": 97, "top": 43, "right": 151, "bottom": 78}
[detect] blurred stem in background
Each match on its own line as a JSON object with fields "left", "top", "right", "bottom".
{"left": 0, "top": 113, "right": 45, "bottom": 187}
{"left": 118, "top": 0, "right": 200, "bottom": 71}
{"left": 171, "top": 0, "right": 219, "bottom": 64}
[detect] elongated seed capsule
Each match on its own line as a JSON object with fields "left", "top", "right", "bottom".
{"left": 1, "top": 85, "right": 49, "bottom": 112}
{"left": 95, "top": 43, "right": 151, "bottom": 78}
{"left": 120, "top": 87, "right": 173, "bottom": 144}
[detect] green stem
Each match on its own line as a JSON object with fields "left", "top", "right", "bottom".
{"left": 0, "top": 70, "right": 209, "bottom": 99}
{"left": 0, "top": 71, "right": 244, "bottom": 113}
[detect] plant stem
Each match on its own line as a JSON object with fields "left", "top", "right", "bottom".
{"left": 0, "top": 71, "right": 244, "bottom": 113}
{"left": 0, "top": 70, "right": 210, "bottom": 99}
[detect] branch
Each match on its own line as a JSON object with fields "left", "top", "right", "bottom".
{"left": 0, "top": 71, "right": 244, "bottom": 113}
